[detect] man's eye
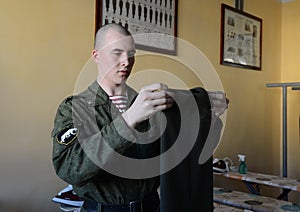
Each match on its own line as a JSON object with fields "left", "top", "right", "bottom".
{"left": 128, "top": 50, "right": 136, "bottom": 57}
{"left": 112, "top": 51, "right": 122, "bottom": 56}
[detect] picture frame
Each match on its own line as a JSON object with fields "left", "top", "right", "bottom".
{"left": 95, "top": 0, "right": 178, "bottom": 55}
{"left": 220, "top": 4, "right": 262, "bottom": 70}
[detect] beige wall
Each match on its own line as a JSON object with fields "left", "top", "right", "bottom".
{"left": 281, "top": 0, "right": 300, "bottom": 180}
{"left": 0, "top": 0, "right": 299, "bottom": 211}
{"left": 0, "top": 1, "right": 94, "bottom": 211}
{"left": 214, "top": 0, "right": 282, "bottom": 171}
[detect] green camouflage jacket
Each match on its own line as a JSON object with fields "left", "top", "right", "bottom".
{"left": 51, "top": 81, "right": 159, "bottom": 209}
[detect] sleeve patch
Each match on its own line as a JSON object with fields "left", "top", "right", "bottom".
{"left": 56, "top": 128, "right": 78, "bottom": 145}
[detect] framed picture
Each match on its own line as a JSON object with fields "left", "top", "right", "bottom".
{"left": 220, "top": 4, "right": 262, "bottom": 70}
{"left": 95, "top": 0, "right": 178, "bottom": 55}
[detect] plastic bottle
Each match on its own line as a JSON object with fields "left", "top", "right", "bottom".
{"left": 238, "top": 154, "right": 247, "bottom": 174}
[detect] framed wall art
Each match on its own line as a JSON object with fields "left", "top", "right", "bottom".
{"left": 95, "top": 0, "right": 178, "bottom": 55}
{"left": 220, "top": 4, "right": 262, "bottom": 70}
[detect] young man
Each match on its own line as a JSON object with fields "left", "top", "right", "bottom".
{"left": 52, "top": 23, "right": 174, "bottom": 212}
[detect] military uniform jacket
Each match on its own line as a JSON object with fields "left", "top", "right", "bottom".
{"left": 51, "top": 81, "right": 159, "bottom": 207}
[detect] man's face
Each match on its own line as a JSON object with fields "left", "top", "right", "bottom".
{"left": 94, "top": 31, "right": 136, "bottom": 87}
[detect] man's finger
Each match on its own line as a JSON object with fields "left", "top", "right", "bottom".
{"left": 141, "top": 83, "right": 168, "bottom": 93}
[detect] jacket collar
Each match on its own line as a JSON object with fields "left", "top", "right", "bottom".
{"left": 86, "top": 81, "right": 137, "bottom": 107}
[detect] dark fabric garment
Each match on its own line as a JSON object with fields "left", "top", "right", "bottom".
{"left": 160, "top": 88, "right": 221, "bottom": 212}
{"left": 83, "top": 192, "right": 159, "bottom": 212}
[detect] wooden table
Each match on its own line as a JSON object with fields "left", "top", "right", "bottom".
{"left": 214, "top": 187, "right": 300, "bottom": 212}
{"left": 223, "top": 171, "right": 300, "bottom": 200}
{"left": 214, "top": 202, "right": 244, "bottom": 211}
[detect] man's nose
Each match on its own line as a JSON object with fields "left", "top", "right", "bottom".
{"left": 120, "top": 53, "right": 130, "bottom": 66}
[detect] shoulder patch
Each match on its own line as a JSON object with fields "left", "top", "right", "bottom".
{"left": 56, "top": 128, "right": 78, "bottom": 145}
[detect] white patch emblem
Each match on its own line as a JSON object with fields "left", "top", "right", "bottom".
{"left": 57, "top": 128, "right": 78, "bottom": 145}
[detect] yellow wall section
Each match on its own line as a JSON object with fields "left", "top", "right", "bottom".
{"left": 282, "top": 0, "right": 300, "bottom": 181}
{"left": 0, "top": 0, "right": 299, "bottom": 210}
{"left": 215, "top": 0, "right": 282, "bottom": 172}
{"left": 0, "top": 1, "right": 95, "bottom": 211}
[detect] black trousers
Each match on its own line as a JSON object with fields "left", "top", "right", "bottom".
{"left": 83, "top": 192, "right": 159, "bottom": 212}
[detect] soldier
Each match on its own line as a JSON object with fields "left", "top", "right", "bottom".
{"left": 51, "top": 23, "right": 174, "bottom": 212}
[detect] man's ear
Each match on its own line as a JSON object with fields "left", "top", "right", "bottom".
{"left": 91, "top": 49, "right": 100, "bottom": 63}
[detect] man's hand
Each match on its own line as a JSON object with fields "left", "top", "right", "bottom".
{"left": 207, "top": 91, "right": 229, "bottom": 117}
{"left": 122, "top": 83, "right": 175, "bottom": 128}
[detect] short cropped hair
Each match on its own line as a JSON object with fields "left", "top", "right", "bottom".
{"left": 94, "top": 23, "right": 132, "bottom": 49}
